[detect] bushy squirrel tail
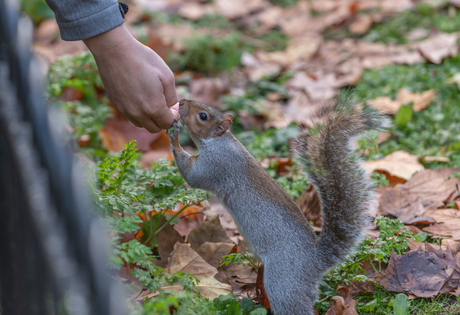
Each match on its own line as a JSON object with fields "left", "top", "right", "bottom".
{"left": 297, "top": 102, "right": 387, "bottom": 270}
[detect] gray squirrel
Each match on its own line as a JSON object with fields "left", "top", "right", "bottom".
{"left": 167, "top": 99, "right": 385, "bottom": 314}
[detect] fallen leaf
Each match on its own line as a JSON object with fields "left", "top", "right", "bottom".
{"left": 381, "top": 244, "right": 455, "bottom": 298}
{"left": 367, "top": 89, "right": 435, "bottom": 114}
{"left": 188, "top": 216, "right": 233, "bottom": 251}
{"left": 163, "top": 243, "right": 232, "bottom": 299}
{"left": 342, "top": 281, "right": 375, "bottom": 298}
{"left": 406, "top": 28, "right": 430, "bottom": 41}
{"left": 325, "top": 287, "right": 359, "bottom": 315}
{"left": 286, "top": 71, "right": 338, "bottom": 101}
{"left": 219, "top": 262, "right": 258, "bottom": 291}
{"left": 196, "top": 242, "right": 237, "bottom": 268}
{"left": 423, "top": 223, "right": 460, "bottom": 241}
{"left": 190, "top": 77, "right": 225, "bottom": 108}
{"left": 296, "top": 185, "right": 322, "bottom": 226}
{"left": 214, "top": 0, "right": 268, "bottom": 20}
{"left": 177, "top": 3, "right": 215, "bottom": 20}
{"left": 364, "top": 151, "right": 424, "bottom": 181}
{"left": 397, "top": 89, "right": 436, "bottom": 111}
{"left": 265, "top": 36, "right": 322, "bottom": 66}
{"left": 349, "top": 14, "right": 373, "bottom": 35}
{"left": 378, "top": 169, "right": 460, "bottom": 224}
{"left": 367, "top": 96, "right": 401, "bottom": 115}
{"left": 157, "top": 217, "right": 184, "bottom": 261}
{"left": 418, "top": 32, "right": 459, "bottom": 64}
{"left": 99, "top": 107, "right": 162, "bottom": 152}
{"left": 419, "top": 156, "right": 450, "bottom": 163}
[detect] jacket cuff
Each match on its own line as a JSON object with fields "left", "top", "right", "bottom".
{"left": 57, "top": 2, "right": 125, "bottom": 41}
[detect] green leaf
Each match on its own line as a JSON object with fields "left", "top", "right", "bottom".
{"left": 413, "top": 232, "right": 427, "bottom": 242}
{"left": 395, "top": 104, "right": 413, "bottom": 127}
{"left": 393, "top": 293, "right": 410, "bottom": 315}
{"left": 249, "top": 309, "right": 267, "bottom": 315}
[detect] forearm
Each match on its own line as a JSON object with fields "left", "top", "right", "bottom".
{"left": 45, "top": 0, "right": 125, "bottom": 41}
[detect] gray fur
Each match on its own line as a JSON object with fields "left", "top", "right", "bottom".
{"left": 168, "top": 101, "right": 385, "bottom": 315}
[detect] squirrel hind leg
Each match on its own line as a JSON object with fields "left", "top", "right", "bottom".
{"left": 262, "top": 260, "right": 319, "bottom": 315}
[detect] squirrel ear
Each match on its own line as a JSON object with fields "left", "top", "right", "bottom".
{"left": 224, "top": 114, "right": 234, "bottom": 122}
{"left": 214, "top": 119, "right": 232, "bottom": 136}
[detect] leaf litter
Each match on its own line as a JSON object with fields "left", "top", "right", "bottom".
{"left": 30, "top": 0, "right": 460, "bottom": 313}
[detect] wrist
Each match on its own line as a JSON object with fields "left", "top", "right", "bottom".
{"left": 83, "top": 24, "right": 135, "bottom": 57}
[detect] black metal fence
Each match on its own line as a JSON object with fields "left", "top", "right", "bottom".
{"left": 0, "top": 1, "right": 127, "bottom": 314}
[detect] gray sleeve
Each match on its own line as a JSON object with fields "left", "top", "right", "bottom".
{"left": 45, "top": 0, "right": 125, "bottom": 41}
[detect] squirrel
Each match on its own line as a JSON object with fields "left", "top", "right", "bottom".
{"left": 167, "top": 99, "right": 385, "bottom": 315}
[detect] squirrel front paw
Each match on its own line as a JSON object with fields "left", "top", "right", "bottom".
{"left": 167, "top": 120, "right": 180, "bottom": 145}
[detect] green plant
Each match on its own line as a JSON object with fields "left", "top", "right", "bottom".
{"left": 371, "top": 172, "right": 389, "bottom": 188}
{"left": 20, "top": 0, "right": 54, "bottom": 24}
{"left": 357, "top": 131, "right": 381, "bottom": 160}
{"left": 214, "top": 294, "right": 267, "bottom": 315}
{"left": 391, "top": 293, "right": 410, "bottom": 315}
{"left": 96, "top": 140, "right": 208, "bottom": 242}
{"left": 47, "top": 52, "right": 111, "bottom": 157}
{"left": 169, "top": 33, "right": 242, "bottom": 75}
{"left": 221, "top": 251, "right": 260, "bottom": 270}
{"left": 321, "top": 218, "right": 415, "bottom": 295}
{"left": 340, "top": 56, "right": 460, "bottom": 169}
{"left": 269, "top": 0, "right": 298, "bottom": 7}
{"left": 364, "top": 4, "right": 460, "bottom": 45}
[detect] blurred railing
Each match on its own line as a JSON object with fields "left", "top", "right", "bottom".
{"left": 0, "top": 1, "right": 127, "bottom": 314}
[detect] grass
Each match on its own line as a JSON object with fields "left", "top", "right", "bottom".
{"left": 325, "top": 3, "right": 460, "bottom": 45}
{"left": 364, "top": 3, "right": 460, "bottom": 45}
{"left": 339, "top": 56, "right": 460, "bottom": 168}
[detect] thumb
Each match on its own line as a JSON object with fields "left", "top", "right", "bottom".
{"left": 152, "top": 97, "right": 175, "bottom": 129}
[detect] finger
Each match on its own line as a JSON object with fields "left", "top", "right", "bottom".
{"left": 148, "top": 95, "right": 175, "bottom": 130}
{"left": 129, "top": 117, "right": 143, "bottom": 128}
{"left": 137, "top": 117, "right": 162, "bottom": 134}
{"left": 170, "top": 102, "right": 180, "bottom": 120}
{"left": 160, "top": 71, "right": 179, "bottom": 107}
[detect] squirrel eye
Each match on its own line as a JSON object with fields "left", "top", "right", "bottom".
{"left": 199, "top": 113, "right": 208, "bottom": 121}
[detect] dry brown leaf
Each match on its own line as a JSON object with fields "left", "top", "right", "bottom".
{"left": 419, "top": 156, "right": 450, "bottom": 163}
{"left": 196, "top": 242, "right": 237, "bottom": 268}
{"left": 367, "top": 89, "right": 435, "bottom": 114}
{"left": 257, "top": 6, "right": 284, "bottom": 30}
{"left": 424, "top": 223, "right": 460, "bottom": 241}
{"left": 99, "top": 107, "right": 162, "bottom": 152}
{"left": 349, "top": 14, "right": 373, "bottom": 35}
{"left": 296, "top": 185, "right": 322, "bottom": 227}
{"left": 367, "top": 96, "right": 401, "bottom": 115}
{"left": 177, "top": 3, "right": 215, "bottom": 20}
{"left": 214, "top": 0, "right": 269, "bottom": 20}
{"left": 397, "top": 89, "right": 436, "bottom": 111}
{"left": 325, "top": 287, "right": 359, "bottom": 315}
{"left": 157, "top": 217, "right": 184, "bottom": 261}
{"left": 190, "top": 77, "right": 225, "bottom": 108}
{"left": 35, "top": 19, "right": 59, "bottom": 45}
{"left": 364, "top": 151, "right": 424, "bottom": 181}
{"left": 418, "top": 32, "right": 459, "bottom": 64}
{"left": 219, "top": 262, "right": 258, "bottom": 291}
{"left": 265, "top": 36, "right": 321, "bottom": 66}
{"left": 188, "top": 216, "right": 233, "bottom": 251}
{"left": 342, "top": 281, "right": 375, "bottom": 298}
{"left": 378, "top": 169, "right": 460, "bottom": 224}
{"left": 286, "top": 72, "right": 337, "bottom": 101}
{"left": 162, "top": 243, "right": 233, "bottom": 299}
{"left": 381, "top": 244, "right": 455, "bottom": 298}
{"left": 423, "top": 208, "right": 460, "bottom": 223}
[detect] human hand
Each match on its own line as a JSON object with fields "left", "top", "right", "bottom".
{"left": 84, "top": 24, "right": 178, "bottom": 133}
